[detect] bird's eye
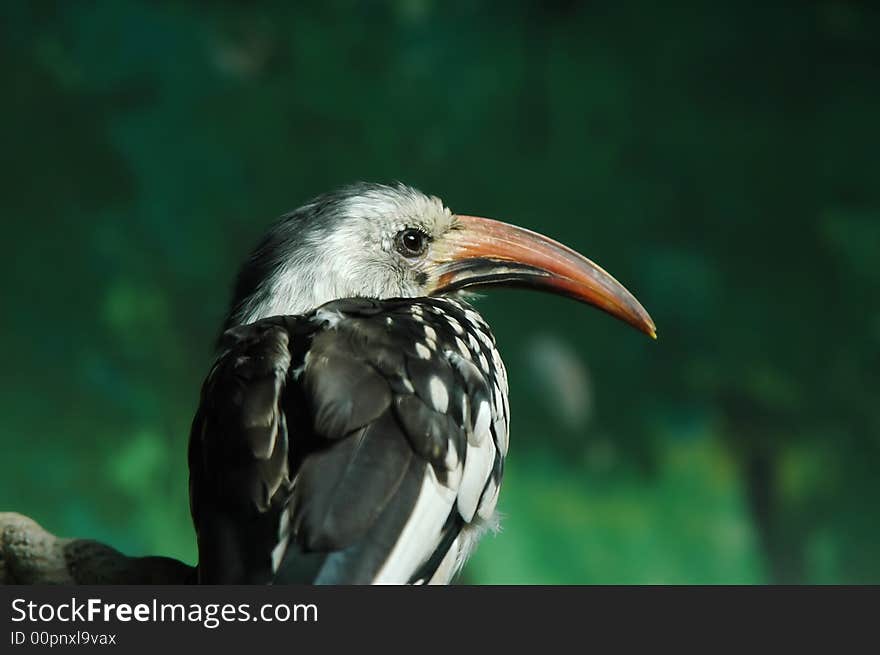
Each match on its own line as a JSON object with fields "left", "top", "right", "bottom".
{"left": 395, "top": 228, "right": 429, "bottom": 257}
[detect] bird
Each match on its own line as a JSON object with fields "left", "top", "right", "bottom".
{"left": 188, "top": 182, "right": 655, "bottom": 584}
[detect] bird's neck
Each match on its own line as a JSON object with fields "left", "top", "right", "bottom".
{"left": 231, "top": 268, "right": 333, "bottom": 327}
{"left": 229, "top": 247, "right": 397, "bottom": 328}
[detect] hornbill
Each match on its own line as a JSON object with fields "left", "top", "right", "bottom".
{"left": 189, "top": 183, "right": 655, "bottom": 584}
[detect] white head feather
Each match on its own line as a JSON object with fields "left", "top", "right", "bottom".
{"left": 227, "top": 183, "right": 455, "bottom": 328}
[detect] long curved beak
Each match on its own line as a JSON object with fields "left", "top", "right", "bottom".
{"left": 431, "top": 215, "right": 656, "bottom": 339}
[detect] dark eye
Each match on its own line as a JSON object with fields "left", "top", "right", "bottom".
{"left": 395, "top": 228, "right": 429, "bottom": 257}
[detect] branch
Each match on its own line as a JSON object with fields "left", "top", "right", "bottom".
{"left": 0, "top": 513, "right": 195, "bottom": 584}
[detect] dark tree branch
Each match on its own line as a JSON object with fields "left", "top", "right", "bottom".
{"left": 0, "top": 513, "right": 195, "bottom": 584}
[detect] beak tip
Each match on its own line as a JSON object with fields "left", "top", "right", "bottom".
{"left": 637, "top": 318, "right": 657, "bottom": 340}
{"left": 626, "top": 299, "right": 657, "bottom": 340}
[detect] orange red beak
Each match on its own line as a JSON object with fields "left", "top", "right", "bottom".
{"left": 432, "top": 215, "right": 656, "bottom": 339}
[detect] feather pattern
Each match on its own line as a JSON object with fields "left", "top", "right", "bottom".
{"left": 189, "top": 297, "right": 508, "bottom": 584}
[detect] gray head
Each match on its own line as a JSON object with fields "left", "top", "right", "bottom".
{"left": 224, "top": 182, "right": 656, "bottom": 338}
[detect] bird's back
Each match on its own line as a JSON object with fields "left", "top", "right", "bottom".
{"left": 188, "top": 297, "right": 508, "bottom": 584}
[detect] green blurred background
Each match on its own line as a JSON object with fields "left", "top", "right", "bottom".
{"left": 2, "top": 1, "right": 879, "bottom": 584}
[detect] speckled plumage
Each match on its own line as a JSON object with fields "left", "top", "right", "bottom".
{"left": 190, "top": 296, "right": 508, "bottom": 584}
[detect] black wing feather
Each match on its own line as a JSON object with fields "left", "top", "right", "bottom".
{"left": 291, "top": 413, "right": 415, "bottom": 551}
{"left": 189, "top": 298, "right": 505, "bottom": 584}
